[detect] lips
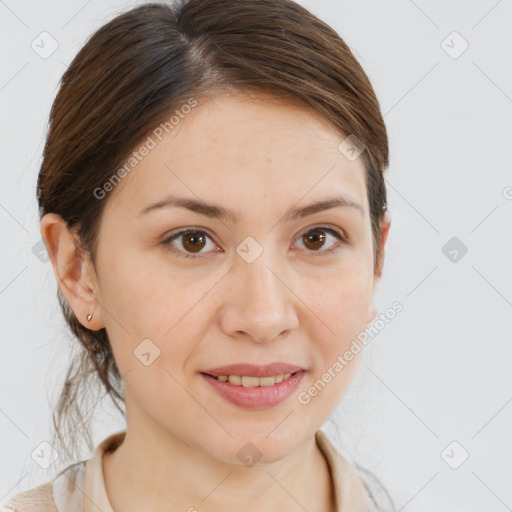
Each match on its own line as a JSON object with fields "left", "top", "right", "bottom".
{"left": 201, "top": 370, "right": 306, "bottom": 409}
{"left": 202, "top": 362, "right": 305, "bottom": 378}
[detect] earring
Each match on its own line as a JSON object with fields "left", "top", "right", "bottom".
{"left": 87, "top": 289, "right": 96, "bottom": 322}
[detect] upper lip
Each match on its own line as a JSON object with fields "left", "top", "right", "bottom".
{"left": 202, "top": 363, "right": 305, "bottom": 378}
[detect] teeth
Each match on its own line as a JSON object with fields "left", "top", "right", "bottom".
{"left": 215, "top": 373, "right": 293, "bottom": 387}
{"left": 227, "top": 375, "right": 241, "bottom": 385}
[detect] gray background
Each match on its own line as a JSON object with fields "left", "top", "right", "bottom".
{"left": 1, "top": 1, "right": 511, "bottom": 510}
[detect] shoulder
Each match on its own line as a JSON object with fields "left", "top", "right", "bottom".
{"left": 0, "top": 460, "right": 86, "bottom": 512}
{"left": 315, "top": 430, "right": 369, "bottom": 511}
{"left": 0, "top": 481, "right": 56, "bottom": 512}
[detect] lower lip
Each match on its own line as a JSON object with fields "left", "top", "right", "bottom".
{"left": 201, "top": 371, "right": 306, "bottom": 409}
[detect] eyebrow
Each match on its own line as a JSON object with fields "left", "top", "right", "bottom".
{"left": 137, "top": 194, "right": 364, "bottom": 223}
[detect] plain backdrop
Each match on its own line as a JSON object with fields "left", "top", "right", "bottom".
{"left": 1, "top": 1, "right": 511, "bottom": 510}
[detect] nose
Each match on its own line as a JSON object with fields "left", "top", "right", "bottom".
{"left": 218, "top": 251, "right": 299, "bottom": 343}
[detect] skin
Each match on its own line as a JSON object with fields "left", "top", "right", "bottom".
{"left": 41, "top": 90, "right": 390, "bottom": 512}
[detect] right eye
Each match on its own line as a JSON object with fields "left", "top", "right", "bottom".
{"left": 160, "top": 228, "right": 221, "bottom": 259}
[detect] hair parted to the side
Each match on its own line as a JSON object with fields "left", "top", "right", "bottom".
{"left": 37, "top": 0, "right": 394, "bottom": 510}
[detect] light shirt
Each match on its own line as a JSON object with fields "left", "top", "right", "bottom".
{"left": 0, "top": 429, "right": 368, "bottom": 512}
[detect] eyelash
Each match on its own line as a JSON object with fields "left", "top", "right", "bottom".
{"left": 160, "top": 224, "right": 348, "bottom": 260}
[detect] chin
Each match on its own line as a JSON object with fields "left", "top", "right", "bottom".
{"left": 212, "top": 430, "right": 306, "bottom": 467}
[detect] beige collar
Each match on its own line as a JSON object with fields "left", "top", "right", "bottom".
{"left": 83, "top": 429, "right": 368, "bottom": 512}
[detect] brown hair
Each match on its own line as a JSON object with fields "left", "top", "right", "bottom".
{"left": 37, "top": 0, "right": 393, "bottom": 509}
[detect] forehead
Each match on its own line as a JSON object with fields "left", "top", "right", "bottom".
{"left": 106, "top": 91, "right": 368, "bottom": 218}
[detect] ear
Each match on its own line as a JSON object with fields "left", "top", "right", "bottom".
{"left": 366, "top": 212, "right": 391, "bottom": 325}
{"left": 40, "top": 213, "right": 104, "bottom": 330}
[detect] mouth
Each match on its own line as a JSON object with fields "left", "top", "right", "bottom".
{"left": 200, "top": 369, "right": 306, "bottom": 409}
{"left": 202, "top": 362, "right": 305, "bottom": 378}
{"left": 201, "top": 371, "right": 300, "bottom": 387}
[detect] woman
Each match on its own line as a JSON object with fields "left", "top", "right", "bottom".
{"left": 1, "top": 0, "right": 395, "bottom": 510}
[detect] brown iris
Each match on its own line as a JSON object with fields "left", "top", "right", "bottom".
{"left": 302, "top": 228, "right": 326, "bottom": 251}
{"left": 181, "top": 231, "right": 207, "bottom": 253}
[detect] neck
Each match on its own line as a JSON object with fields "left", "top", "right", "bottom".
{"left": 102, "top": 408, "right": 335, "bottom": 512}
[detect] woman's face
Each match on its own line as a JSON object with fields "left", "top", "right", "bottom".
{"left": 78, "top": 91, "right": 388, "bottom": 463}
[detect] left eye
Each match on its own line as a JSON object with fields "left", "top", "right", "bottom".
{"left": 294, "top": 225, "right": 346, "bottom": 255}
{"left": 161, "top": 225, "right": 346, "bottom": 259}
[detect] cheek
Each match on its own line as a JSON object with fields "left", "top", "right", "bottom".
{"left": 98, "top": 244, "right": 192, "bottom": 332}
{"left": 298, "top": 265, "right": 373, "bottom": 405}
{"left": 97, "top": 252, "right": 213, "bottom": 378}
{"left": 302, "top": 264, "right": 374, "bottom": 340}
{"left": 121, "top": 357, "right": 195, "bottom": 432}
